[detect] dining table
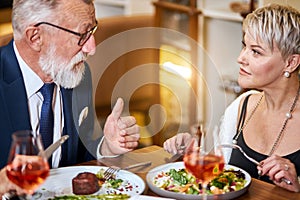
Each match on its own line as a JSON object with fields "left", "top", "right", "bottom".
{"left": 79, "top": 145, "right": 300, "bottom": 200}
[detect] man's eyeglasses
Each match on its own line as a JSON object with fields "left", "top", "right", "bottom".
{"left": 34, "top": 21, "right": 98, "bottom": 46}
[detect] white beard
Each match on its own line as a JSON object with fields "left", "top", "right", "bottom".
{"left": 39, "top": 44, "right": 87, "bottom": 89}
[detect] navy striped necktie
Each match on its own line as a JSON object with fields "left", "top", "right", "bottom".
{"left": 39, "top": 83, "right": 55, "bottom": 160}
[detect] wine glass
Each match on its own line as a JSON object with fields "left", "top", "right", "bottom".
{"left": 6, "top": 130, "right": 50, "bottom": 199}
{"left": 183, "top": 125, "right": 224, "bottom": 200}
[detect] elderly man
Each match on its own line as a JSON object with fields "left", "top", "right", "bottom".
{"left": 0, "top": 0, "right": 140, "bottom": 190}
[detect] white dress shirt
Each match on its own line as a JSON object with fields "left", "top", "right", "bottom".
{"left": 13, "top": 42, "right": 64, "bottom": 168}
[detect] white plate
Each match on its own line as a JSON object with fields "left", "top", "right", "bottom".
{"left": 146, "top": 162, "right": 251, "bottom": 200}
{"left": 36, "top": 166, "right": 145, "bottom": 199}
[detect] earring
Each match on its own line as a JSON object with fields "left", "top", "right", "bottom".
{"left": 284, "top": 71, "right": 290, "bottom": 78}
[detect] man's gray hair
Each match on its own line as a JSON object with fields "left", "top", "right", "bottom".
{"left": 12, "top": 0, "right": 94, "bottom": 40}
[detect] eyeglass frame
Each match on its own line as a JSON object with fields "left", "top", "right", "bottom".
{"left": 34, "top": 20, "right": 98, "bottom": 46}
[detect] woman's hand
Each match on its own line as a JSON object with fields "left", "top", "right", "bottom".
{"left": 257, "top": 155, "right": 300, "bottom": 192}
{"left": 101, "top": 98, "right": 140, "bottom": 156}
{"left": 163, "top": 132, "right": 192, "bottom": 154}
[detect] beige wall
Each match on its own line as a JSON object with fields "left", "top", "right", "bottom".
{"left": 262, "top": 0, "right": 300, "bottom": 9}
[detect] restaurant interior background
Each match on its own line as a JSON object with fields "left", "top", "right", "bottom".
{"left": 1, "top": 0, "right": 300, "bottom": 148}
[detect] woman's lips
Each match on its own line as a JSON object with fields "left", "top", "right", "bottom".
{"left": 239, "top": 67, "right": 251, "bottom": 76}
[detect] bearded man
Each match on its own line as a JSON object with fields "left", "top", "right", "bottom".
{"left": 0, "top": 0, "right": 140, "bottom": 171}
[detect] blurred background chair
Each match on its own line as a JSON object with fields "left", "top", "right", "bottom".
{"left": 0, "top": 22, "right": 12, "bottom": 47}
{"left": 91, "top": 15, "right": 159, "bottom": 147}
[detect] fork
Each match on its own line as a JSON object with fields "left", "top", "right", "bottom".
{"left": 104, "top": 165, "right": 120, "bottom": 180}
{"left": 103, "top": 161, "right": 152, "bottom": 180}
{"left": 219, "top": 144, "right": 292, "bottom": 185}
{"left": 165, "top": 145, "right": 186, "bottom": 163}
{"left": 219, "top": 144, "right": 260, "bottom": 165}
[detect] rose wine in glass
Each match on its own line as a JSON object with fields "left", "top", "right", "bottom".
{"left": 6, "top": 130, "right": 50, "bottom": 199}
{"left": 183, "top": 126, "right": 224, "bottom": 200}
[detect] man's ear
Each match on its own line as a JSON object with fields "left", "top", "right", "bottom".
{"left": 286, "top": 54, "right": 300, "bottom": 73}
{"left": 24, "top": 26, "right": 42, "bottom": 51}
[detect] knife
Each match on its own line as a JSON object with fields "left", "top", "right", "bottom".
{"left": 165, "top": 153, "right": 183, "bottom": 163}
{"left": 165, "top": 144, "right": 186, "bottom": 163}
{"left": 123, "top": 161, "right": 152, "bottom": 170}
{"left": 39, "top": 135, "right": 69, "bottom": 159}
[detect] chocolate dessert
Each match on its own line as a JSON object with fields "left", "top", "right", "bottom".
{"left": 72, "top": 172, "right": 100, "bottom": 195}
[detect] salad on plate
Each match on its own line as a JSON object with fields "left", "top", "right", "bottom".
{"left": 153, "top": 166, "right": 247, "bottom": 195}
{"left": 146, "top": 162, "right": 251, "bottom": 200}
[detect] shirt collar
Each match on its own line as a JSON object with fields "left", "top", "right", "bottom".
{"left": 13, "top": 42, "right": 46, "bottom": 98}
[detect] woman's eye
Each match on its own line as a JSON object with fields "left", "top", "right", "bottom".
{"left": 241, "top": 41, "right": 246, "bottom": 47}
{"left": 252, "top": 49, "right": 261, "bottom": 55}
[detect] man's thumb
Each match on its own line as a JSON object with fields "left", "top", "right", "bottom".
{"left": 111, "top": 98, "right": 124, "bottom": 120}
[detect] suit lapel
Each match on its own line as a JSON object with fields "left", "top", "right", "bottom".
{"left": 1, "top": 40, "right": 31, "bottom": 131}
{"left": 59, "top": 88, "right": 79, "bottom": 166}
{"left": 0, "top": 41, "right": 31, "bottom": 167}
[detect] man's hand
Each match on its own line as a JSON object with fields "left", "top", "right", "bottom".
{"left": 100, "top": 98, "right": 140, "bottom": 156}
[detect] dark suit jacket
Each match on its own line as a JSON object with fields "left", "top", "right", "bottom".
{"left": 0, "top": 40, "right": 100, "bottom": 168}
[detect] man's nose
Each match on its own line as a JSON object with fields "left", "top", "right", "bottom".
{"left": 82, "top": 35, "right": 96, "bottom": 55}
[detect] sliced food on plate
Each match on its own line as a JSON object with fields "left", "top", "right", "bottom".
{"left": 37, "top": 166, "right": 144, "bottom": 199}
{"left": 72, "top": 172, "right": 100, "bottom": 195}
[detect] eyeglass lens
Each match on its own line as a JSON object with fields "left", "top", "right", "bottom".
{"left": 78, "top": 26, "right": 97, "bottom": 46}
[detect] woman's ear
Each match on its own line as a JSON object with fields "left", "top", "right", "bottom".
{"left": 24, "top": 26, "right": 42, "bottom": 51}
{"left": 286, "top": 54, "right": 300, "bottom": 73}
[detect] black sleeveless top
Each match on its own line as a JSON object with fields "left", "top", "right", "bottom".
{"left": 229, "top": 95, "right": 300, "bottom": 184}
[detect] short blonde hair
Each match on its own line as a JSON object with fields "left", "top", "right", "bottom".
{"left": 243, "top": 4, "right": 300, "bottom": 60}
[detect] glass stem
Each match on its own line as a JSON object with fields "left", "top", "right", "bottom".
{"left": 202, "top": 183, "right": 207, "bottom": 200}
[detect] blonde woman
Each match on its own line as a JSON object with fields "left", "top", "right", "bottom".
{"left": 164, "top": 4, "right": 300, "bottom": 192}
